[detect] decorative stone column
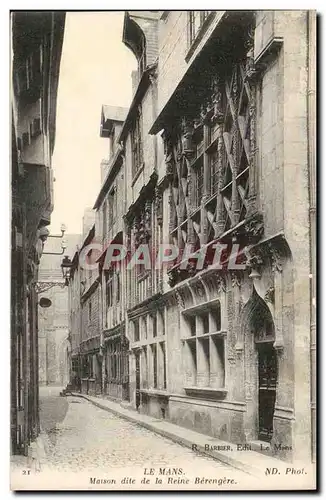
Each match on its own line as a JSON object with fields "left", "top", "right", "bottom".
{"left": 245, "top": 22, "right": 258, "bottom": 216}
{"left": 216, "top": 131, "right": 226, "bottom": 236}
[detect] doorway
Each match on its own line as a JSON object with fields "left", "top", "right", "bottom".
{"left": 257, "top": 341, "right": 277, "bottom": 442}
{"left": 242, "top": 289, "right": 278, "bottom": 443}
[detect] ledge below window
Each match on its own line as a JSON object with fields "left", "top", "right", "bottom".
{"left": 140, "top": 388, "right": 169, "bottom": 398}
{"left": 184, "top": 387, "right": 227, "bottom": 400}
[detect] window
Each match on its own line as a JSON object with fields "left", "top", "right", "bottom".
{"left": 220, "top": 63, "right": 251, "bottom": 229}
{"left": 211, "top": 336, "right": 225, "bottom": 387}
{"left": 88, "top": 301, "right": 92, "bottom": 321}
{"left": 109, "top": 342, "right": 120, "bottom": 381}
{"left": 132, "top": 312, "right": 167, "bottom": 392}
{"left": 186, "top": 340, "right": 197, "bottom": 386}
{"left": 166, "top": 59, "right": 253, "bottom": 277}
{"left": 160, "top": 342, "right": 167, "bottom": 389}
{"left": 160, "top": 310, "right": 165, "bottom": 336}
{"left": 182, "top": 300, "right": 225, "bottom": 389}
{"left": 108, "top": 188, "right": 116, "bottom": 228}
{"left": 134, "top": 318, "right": 140, "bottom": 342}
{"left": 102, "top": 201, "right": 107, "bottom": 240}
{"left": 210, "top": 303, "right": 221, "bottom": 332}
{"left": 199, "top": 312, "right": 209, "bottom": 334}
{"left": 142, "top": 346, "right": 148, "bottom": 388}
{"left": 131, "top": 107, "right": 143, "bottom": 179}
{"left": 152, "top": 313, "right": 157, "bottom": 338}
{"left": 185, "top": 315, "right": 196, "bottom": 336}
{"left": 189, "top": 11, "right": 212, "bottom": 46}
{"left": 116, "top": 272, "right": 120, "bottom": 303}
{"left": 151, "top": 343, "right": 157, "bottom": 389}
{"left": 141, "top": 316, "right": 147, "bottom": 340}
{"left": 106, "top": 340, "right": 125, "bottom": 384}
{"left": 105, "top": 269, "right": 114, "bottom": 309}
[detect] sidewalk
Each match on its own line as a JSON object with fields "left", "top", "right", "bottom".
{"left": 70, "top": 392, "right": 293, "bottom": 478}
{"left": 11, "top": 431, "right": 49, "bottom": 474}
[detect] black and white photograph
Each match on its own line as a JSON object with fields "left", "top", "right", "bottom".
{"left": 10, "top": 9, "right": 317, "bottom": 491}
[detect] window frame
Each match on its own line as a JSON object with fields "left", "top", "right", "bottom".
{"left": 131, "top": 310, "right": 167, "bottom": 392}
{"left": 105, "top": 269, "right": 114, "bottom": 310}
{"left": 188, "top": 11, "right": 213, "bottom": 51}
{"left": 108, "top": 187, "right": 116, "bottom": 229}
{"left": 181, "top": 299, "right": 226, "bottom": 391}
{"left": 131, "top": 106, "right": 144, "bottom": 181}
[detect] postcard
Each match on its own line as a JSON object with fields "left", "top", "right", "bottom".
{"left": 10, "top": 9, "right": 316, "bottom": 491}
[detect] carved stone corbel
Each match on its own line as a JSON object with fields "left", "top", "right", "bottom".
{"left": 267, "top": 243, "right": 283, "bottom": 273}
{"left": 181, "top": 117, "right": 195, "bottom": 159}
{"left": 175, "top": 289, "right": 185, "bottom": 309}
{"left": 163, "top": 131, "right": 176, "bottom": 181}
{"left": 155, "top": 187, "right": 163, "bottom": 227}
{"left": 264, "top": 286, "right": 275, "bottom": 304}
{"left": 211, "top": 75, "right": 224, "bottom": 124}
{"left": 244, "top": 23, "right": 257, "bottom": 83}
{"left": 216, "top": 274, "right": 226, "bottom": 293}
{"left": 231, "top": 271, "right": 243, "bottom": 288}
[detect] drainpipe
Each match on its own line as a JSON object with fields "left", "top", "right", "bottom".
{"left": 307, "top": 10, "right": 316, "bottom": 463}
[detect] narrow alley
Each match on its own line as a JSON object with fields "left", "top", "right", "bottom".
{"left": 10, "top": 10, "right": 316, "bottom": 492}
{"left": 37, "top": 387, "right": 249, "bottom": 489}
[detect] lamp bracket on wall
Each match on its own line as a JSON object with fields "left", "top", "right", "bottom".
{"left": 35, "top": 281, "right": 66, "bottom": 294}
{"left": 43, "top": 248, "right": 65, "bottom": 256}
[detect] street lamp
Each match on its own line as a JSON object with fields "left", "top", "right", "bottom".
{"left": 61, "top": 256, "right": 72, "bottom": 286}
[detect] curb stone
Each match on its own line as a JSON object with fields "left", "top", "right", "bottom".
{"left": 70, "top": 392, "right": 264, "bottom": 477}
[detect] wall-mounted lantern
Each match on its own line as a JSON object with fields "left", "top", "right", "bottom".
{"left": 61, "top": 256, "right": 72, "bottom": 286}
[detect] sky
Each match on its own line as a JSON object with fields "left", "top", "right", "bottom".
{"left": 49, "top": 12, "right": 137, "bottom": 236}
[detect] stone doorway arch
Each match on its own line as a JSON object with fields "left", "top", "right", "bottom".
{"left": 240, "top": 289, "right": 277, "bottom": 443}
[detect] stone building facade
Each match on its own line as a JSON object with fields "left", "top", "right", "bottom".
{"left": 67, "top": 11, "right": 316, "bottom": 464}
{"left": 38, "top": 234, "right": 80, "bottom": 387}
{"left": 11, "top": 11, "right": 65, "bottom": 455}
{"left": 152, "top": 10, "right": 316, "bottom": 463}
{"left": 96, "top": 106, "right": 129, "bottom": 401}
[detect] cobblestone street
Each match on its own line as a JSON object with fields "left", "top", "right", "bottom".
{"left": 37, "top": 389, "right": 248, "bottom": 488}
